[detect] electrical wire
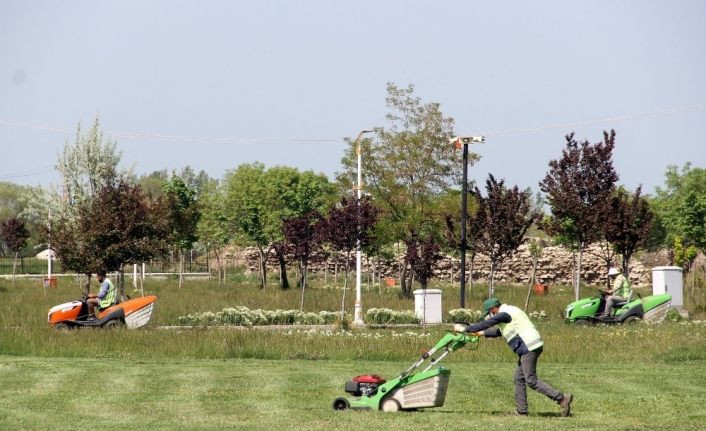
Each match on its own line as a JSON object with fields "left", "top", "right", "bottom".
{"left": 482, "top": 104, "right": 706, "bottom": 137}
{"left": 0, "top": 166, "right": 55, "bottom": 180}
{"left": 0, "top": 103, "right": 705, "bottom": 145}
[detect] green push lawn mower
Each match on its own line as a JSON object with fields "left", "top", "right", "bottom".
{"left": 332, "top": 332, "right": 479, "bottom": 412}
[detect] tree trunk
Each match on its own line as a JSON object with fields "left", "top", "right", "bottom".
{"left": 341, "top": 251, "right": 350, "bottom": 320}
{"left": 83, "top": 273, "right": 92, "bottom": 296}
{"left": 488, "top": 260, "right": 496, "bottom": 297}
{"left": 469, "top": 254, "right": 475, "bottom": 303}
{"left": 299, "top": 258, "right": 307, "bottom": 311}
{"left": 213, "top": 251, "right": 222, "bottom": 286}
{"left": 575, "top": 244, "right": 584, "bottom": 301}
{"left": 334, "top": 260, "right": 338, "bottom": 286}
{"left": 207, "top": 248, "right": 211, "bottom": 281}
{"left": 118, "top": 267, "right": 126, "bottom": 301}
{"left": 524, "top": 258, "right": 538, "bottom": 311}
{"left": 277, "top": 247, "right": 290, "bottom": 290}
{"left": 622, "top": 252, "right": 631, "bottom": 280}
{"left": 179, "top": 250, "right": 184, "bottom": 289}
{"left": 343, "top": 251, "right": 350, "bottom": 292}
{"left": 12, "top": 251, "right": 18, "bottom": 282}
{"left": 400, "top": 264, "right": 411, "bottom": 299}
{"left": 257, "top": 246, "right": 267, "bottom": 289}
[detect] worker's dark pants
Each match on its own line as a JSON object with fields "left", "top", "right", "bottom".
{"left": 514, "top": 346, "right": 562, "bottom": 414}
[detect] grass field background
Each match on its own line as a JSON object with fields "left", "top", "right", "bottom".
{"left": 1, "top": 275, "right": 705, "bottom": 430}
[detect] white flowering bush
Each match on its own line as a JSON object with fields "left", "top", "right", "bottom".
{"left": 447, "top": 308, "right": 483, "bottom": 323}
{"left": 528, "top": 310, "right": 548, "bottom": 321}
{"left": 177, "top": 306, "right": 341, "bottom": 327}
{"left": 365, "top": 308, "right": 420, "bottom": 324}
{"left": 447, "top": 308, "right": 548, "bottom": 322}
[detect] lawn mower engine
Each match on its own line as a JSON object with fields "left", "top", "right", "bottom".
{"left": 345, "top": 374, "right": 386, "bottom": 397}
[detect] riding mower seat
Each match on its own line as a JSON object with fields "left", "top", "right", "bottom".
{"left": 610, "top": 291, "right": 634, "bottom": 310}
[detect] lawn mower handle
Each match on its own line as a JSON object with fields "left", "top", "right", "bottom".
{"left": 400, "top": 332, "right": 479, "bottom": 378}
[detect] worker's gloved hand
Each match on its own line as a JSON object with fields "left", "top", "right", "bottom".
{"left": 453, "top": 323, "right": 468, "bottom": 333}
{"left": 472, "top": 331, "right": 484, "bottom": 337}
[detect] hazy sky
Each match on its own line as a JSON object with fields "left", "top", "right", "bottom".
{"left": 2, "top": 1, "right": 705, "bottom": 195}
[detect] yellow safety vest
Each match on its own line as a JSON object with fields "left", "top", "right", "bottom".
{"left": 99, "top": 279, "right": 117, "bottom": 309}
{"left": 613, "top": 274, "right": 630, "bottom": 298}
{"left": 497, "top": 304, "right": 544, "bottom": 353}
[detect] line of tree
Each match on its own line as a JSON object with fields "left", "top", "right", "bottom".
{"left": 2, "top": 84, "right": 704, "bottom": 309}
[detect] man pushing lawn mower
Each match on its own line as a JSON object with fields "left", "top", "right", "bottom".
{"left": 454, "top": 298, "right": 573, "bottom": 417}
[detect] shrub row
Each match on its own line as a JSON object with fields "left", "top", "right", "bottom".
{"left": 178, "top": 306, "right": 547, "bottom": 327}
{"left": 448, "top": 308, "right": 548, "bottom": 323}
{"left": 364, "top": 308, "right": 420, "bottom": 324}
{"left": 177, "top": 306, "right": 341, "bottom": 327}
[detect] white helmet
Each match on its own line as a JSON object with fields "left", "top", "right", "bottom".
{"left": 608, "top": 268, "right": 620, "bottom": 276}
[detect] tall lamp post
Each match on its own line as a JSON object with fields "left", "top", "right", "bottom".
{"left": 353, "top": 129, "right": 373, "bottom": 327}
{"left": 451, "top": 135, "right": 485, "bottom": 308}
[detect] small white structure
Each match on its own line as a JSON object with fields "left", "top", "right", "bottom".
{"left": 413, "top": 289, "right": 443, "bottom": 324}
{"left": 652, "top": 266, "right": 683, "bottom": 309}
{"left": 35, "top": 249, "right": 56, "bottom": 260}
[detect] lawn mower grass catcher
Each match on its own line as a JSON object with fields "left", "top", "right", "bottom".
{"left": 332, "top": 331, "right": 479, "bottom": 412}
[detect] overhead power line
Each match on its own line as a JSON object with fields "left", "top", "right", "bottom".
{"left": 0, "top": 165, "right": 55, "bottom": 180}
{"left": 0, "top": 103, "right": 705, "bottom": 145}
{"left": 482, "top": 104, "right": 706, "bottom": 137}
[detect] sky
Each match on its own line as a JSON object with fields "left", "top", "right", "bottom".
{"left": 1, "top": 0, "right": 705, "bottom": 196}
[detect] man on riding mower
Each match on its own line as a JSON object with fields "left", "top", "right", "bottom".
{"left": 454, "top": 298, "right": 573, "bottom": 417}
{"left": 601, "top": 267, "right": 631, "bottom": 318}
{"left": 87, "top": 270, "right": 117, "bottom": 320}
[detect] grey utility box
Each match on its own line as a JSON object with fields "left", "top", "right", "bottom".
{"left": 413, "top": 289, "right": 443, "bottom": 324}
{"left": 651, "top": 266, "right": 683, "bottom": 309}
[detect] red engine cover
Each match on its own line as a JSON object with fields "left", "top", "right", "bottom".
{"left": 352, "top": 374, "right": 386, "bottom": 384}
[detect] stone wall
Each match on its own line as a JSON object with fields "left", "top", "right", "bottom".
{"left": 224, "top": 242, "right": 676, "bottom": 288}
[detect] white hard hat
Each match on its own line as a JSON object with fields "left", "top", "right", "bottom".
{"left": 608, "top": 268, "right": 620, "bottom": 276}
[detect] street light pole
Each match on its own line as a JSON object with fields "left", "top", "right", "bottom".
{"left": 353, "top": 129, "right": 373, "bottom": 327}
{"left": 459, "top": 142, "right": 469, "bottom": 309}
{"left": 452, "top": 135, "right": 485, "bottom": 309}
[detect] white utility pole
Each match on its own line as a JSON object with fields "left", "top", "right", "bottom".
{"left": 353, "top": 130, "right": 373, "bottom": 327}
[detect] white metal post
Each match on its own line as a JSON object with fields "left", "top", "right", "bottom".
{"left": 47, "top": 207, "right": 52, "bottom": 280}
{"left": 353, "top": 130, "right": 372, "bottom": 327}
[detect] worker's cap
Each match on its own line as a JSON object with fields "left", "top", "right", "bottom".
{"left": 608, "top": 268, "right": 620, "bottom": 276}
{"left": 481, "top": 298, "right": 502, "bottom": 317}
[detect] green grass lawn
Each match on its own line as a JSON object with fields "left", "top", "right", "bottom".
{"left": 1, "top": 277, "right": 706, "bottom": 430}
{"left": 2, "top": 356, "right": 705, "bottom": 431}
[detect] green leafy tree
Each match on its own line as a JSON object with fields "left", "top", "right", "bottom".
{"left": 539, "top": 130, "right": 618, "bottom": 300}
{"left": 0, "top": 217, "right": 30, "bottom": 281}
{"left": 20, "top": 118, "right": 125, "bottom": 292}
{"left": 338, "top": 83, "right": 474, "bottom": 298}
{"left": 196, "top": 181, "right": 230, "bottom": 285}
{"left": 138, "top": 170, "right": 169, "bottom": 199}
{"left": 223, "top": 164, "right": 335, "bottom": 289}
{"left": 653, "top": 163, "right": 706, "bottom": 256}
{"left": 0, "top": 182, "right": 31, "bottom": 220}
{"left": 162, "top": 174, "right": 200, "bottom": 288}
